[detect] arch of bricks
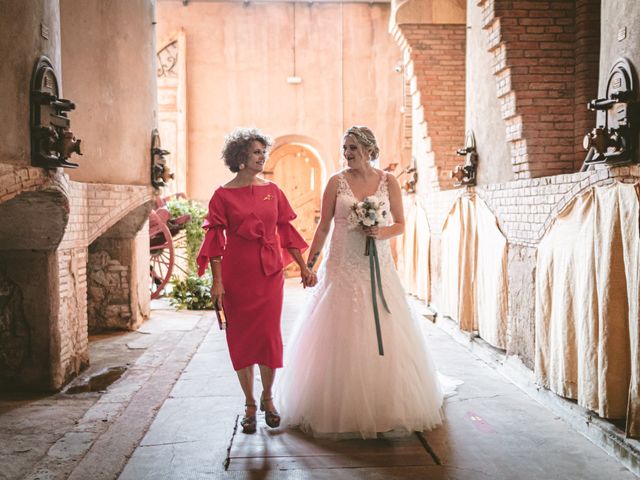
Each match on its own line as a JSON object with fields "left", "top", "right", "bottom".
{"left": 393, "top": 23, "right": 467, "bottom": 191}
{"left": 477, "top": 0, "right": 600, "bottom": 179}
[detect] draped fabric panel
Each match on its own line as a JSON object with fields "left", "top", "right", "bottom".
{"left": 475, "top": 198, "right": 508, "bottom": 349}
{"left": 624, "top": 185, "right": 640, "bottom": 437}
{"left": 458, "top": 197, "right": 477, "bottom": 332}
{"left": 440, "top": 196, "right": 507, "bottom": 343}
{"left": 397, "top": 195, "right": 431, "bottom": 301}
{"left": 401, "top": 195, "right": 418, "bottom": 294}
{"left": 536, "top": 182, "right": 640, "bottom": 437}
{"left": 536, "top": 190, "right": 597, "bottom": 401}
{"left": 440, "top": 196, "right": 477, "bottom": 332}
{"left": 440, "top": 197, "right": 463, "bottom": 322}
{"left": 414, "top": 198, "right": 431, "bottom": 302}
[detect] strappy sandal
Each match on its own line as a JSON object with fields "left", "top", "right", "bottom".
{"left": 241, "top": 403, "right": 257, "bottom": 434}
{"left": 260, "top": 395, "right": 281, "bottom": 428}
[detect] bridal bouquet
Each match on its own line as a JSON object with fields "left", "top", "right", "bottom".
{"left": 348, "top": 196, "right": 387, "bottom": 230}
{"left": 350, "top": 196, "right": 390, "bottom": 356}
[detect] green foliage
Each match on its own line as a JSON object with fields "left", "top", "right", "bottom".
{"left": 165, "top": 197, "right": 212, "bottom": 310}
{"left": 169, "top": 273, "right": 214, "bottom": 310}
{"left": 166, "top": 197, "right": 207, "bottom": 274}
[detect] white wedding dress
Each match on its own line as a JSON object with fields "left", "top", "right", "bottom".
{"left": 277, "top": 172, "right": 447, "bottom": 439}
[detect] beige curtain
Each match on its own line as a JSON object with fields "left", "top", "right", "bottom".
{"left": 401, "top": 195, "right": 418, "bottom": 294}
{"left": 440, "top": 196, "right": 507, "bottom": 342}
{"left": 536, "top": 183, "right": 640, "bottom": 437}
{"left": 624, "top": 185, "right": 640, "bottom": 437}
{"left": 440, "top": 197, "right": 463, "bottom": 321}
{"left": 475, "top": 197, "right": 508, "bottom": 349}
{"left": 414, "top": 197, "right": 431, "bottom": 301}
{"left": 440, "top": 196, "right": 477, "bottom": 331}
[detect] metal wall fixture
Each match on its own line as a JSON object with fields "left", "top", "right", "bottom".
{"left": 385, "top": 162, "right": 417, "bottom": 193}
{"left": 151, "top": 129, "right": 174, "bottom": 188}
{"left": 30, "top": 56, "right": 82, "bottom": 168}
{"left": 582, "top": 58, "right": 637, "bottom": 170}
{"left": 451, "top": 131, "right": 478, "bottom": 187}
{"left": 399, "top": 165, "right": 418, "bottom": 193}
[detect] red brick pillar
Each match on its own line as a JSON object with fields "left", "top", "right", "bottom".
{"left": 396, "top": 24, "right": 466, "bottom": 190}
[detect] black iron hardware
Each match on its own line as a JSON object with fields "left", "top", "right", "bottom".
{"left": 582, "top": 58, "right": 637, "bottom": 170}
{"left": 151, "top": 129, "right": 173, "bottom": 188}
{"left": 30, "top": 56, "right": 82, "bottom": 168}
{"left": 452, "top": 131, "right": 478, "bottom": 186}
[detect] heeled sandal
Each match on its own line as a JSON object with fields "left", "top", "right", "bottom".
{"left": 240, "top": 403, "right": 257, "bottom": 434}
{"left": 260, "top": 396, "right": 281, "bottom": 428}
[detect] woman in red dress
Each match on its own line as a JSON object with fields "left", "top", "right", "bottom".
{"left": 197, "top": 128, "right": 315, "bottom": 434}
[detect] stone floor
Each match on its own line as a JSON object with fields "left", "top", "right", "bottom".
{"left": 1, "top": 281, "right": 638, "bottom": 479}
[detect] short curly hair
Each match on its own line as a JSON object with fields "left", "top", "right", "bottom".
{"left": 343, "top": 125, "right": 380, "bottom": 161}
{"left": 221, "top": 127, "right": 273, "bottom": 173}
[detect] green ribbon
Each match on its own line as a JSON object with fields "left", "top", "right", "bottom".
{"left": 366, "top": 236, "right": 390, "bottom": 356}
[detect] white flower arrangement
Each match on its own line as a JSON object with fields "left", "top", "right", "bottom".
{"left": 349, "top": 195, "right": 387, "bottom": 228}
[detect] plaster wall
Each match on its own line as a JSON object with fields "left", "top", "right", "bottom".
{"left": 0, "top": 0, "right": 62, "bottom": 167}
{"left": 600, "top": 1, "right": 640, "bottom": 164}
{"left": 59, "top": 0, "right": 157, "bottom": 185}
{"left": 465, "top": 0, "right": 512, "bottom": 185}
{"left": 392, "top": 0, "right": 466, "bottom": 25}
{"left": 157, "top": 1, "right": 403, "bottom": 202}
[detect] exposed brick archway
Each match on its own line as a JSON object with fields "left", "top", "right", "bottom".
{"left": 391, "top": 0, "right": 467, "bottom": 191}
{"left": 478, "top": 0, "right": 600, "bottom": 179}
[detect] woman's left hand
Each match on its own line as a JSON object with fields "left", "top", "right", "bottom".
{"left": 363, "top": 225, "right": 382, "bottom": 239}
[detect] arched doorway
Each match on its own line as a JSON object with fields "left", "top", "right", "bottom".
{"left": 264, "top": 143, "right": 323, "bottom": 275}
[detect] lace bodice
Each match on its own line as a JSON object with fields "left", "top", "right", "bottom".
{"left": 319, "top": 172, "right": 394, "bottom": 290}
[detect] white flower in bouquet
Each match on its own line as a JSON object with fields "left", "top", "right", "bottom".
{"left": 350, "top": 196, "right": 387, "bottom": 229}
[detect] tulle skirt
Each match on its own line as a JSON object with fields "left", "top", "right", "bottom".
{"left": 277, "top": 263, "right": 446, "bottom": 439}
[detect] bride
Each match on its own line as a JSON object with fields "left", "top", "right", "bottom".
{"left": 277, "top": 126, "right": 446, "bottom": 439}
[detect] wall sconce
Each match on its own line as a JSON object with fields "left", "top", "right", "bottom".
{"left": 451, "top": 131, "right": 478, "bottom": 187}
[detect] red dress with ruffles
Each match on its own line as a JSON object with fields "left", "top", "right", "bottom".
{"left": 197, "top": 182, "right": 308, "bottom": 371}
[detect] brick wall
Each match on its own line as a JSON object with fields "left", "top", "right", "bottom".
{"left": 418, "top": 165, "right": 638, "bottom": 251}
{"left": 0, "top": 165, "right": 66, "bottom": 204}
{"left": 394, "top": 24, "right": 466, "bottom": 190}
{"left": 574, "top": 0, "right": 601, "bottom": 169}
{"left": 55, "top": 247, "right": 89, "bottom": 387}
{"left": 0, "top": 164, "right": 155, "bottom": 390}
{"left": 60, "top": 182, "right": 155, "bottom": 250}
{"left": 476, "top": 165, "right": 638, "bottom": 245}
{"left": 479, "top": 0, "right": 581, "bottom": 178}
{"left": 55, "top": 180, "right": 153, "bottom": 387}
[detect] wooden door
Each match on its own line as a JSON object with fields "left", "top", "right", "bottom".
{"left": 264, "top": 144, "right": 322, "bottom": 275}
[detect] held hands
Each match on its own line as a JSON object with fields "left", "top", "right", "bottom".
{"left": 210, "top": 279, "right": 225, "bottom": 309}
{"left": 300, "top": 266, "right": 318, "bottom": 288}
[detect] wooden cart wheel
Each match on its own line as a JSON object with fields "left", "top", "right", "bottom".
{"left": 149, "top": 211, "right": 175, "bottom": 299}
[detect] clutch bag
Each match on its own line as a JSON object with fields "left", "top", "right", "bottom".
{"left": 214, "top": 300, "right": 227, "bottom": 330}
